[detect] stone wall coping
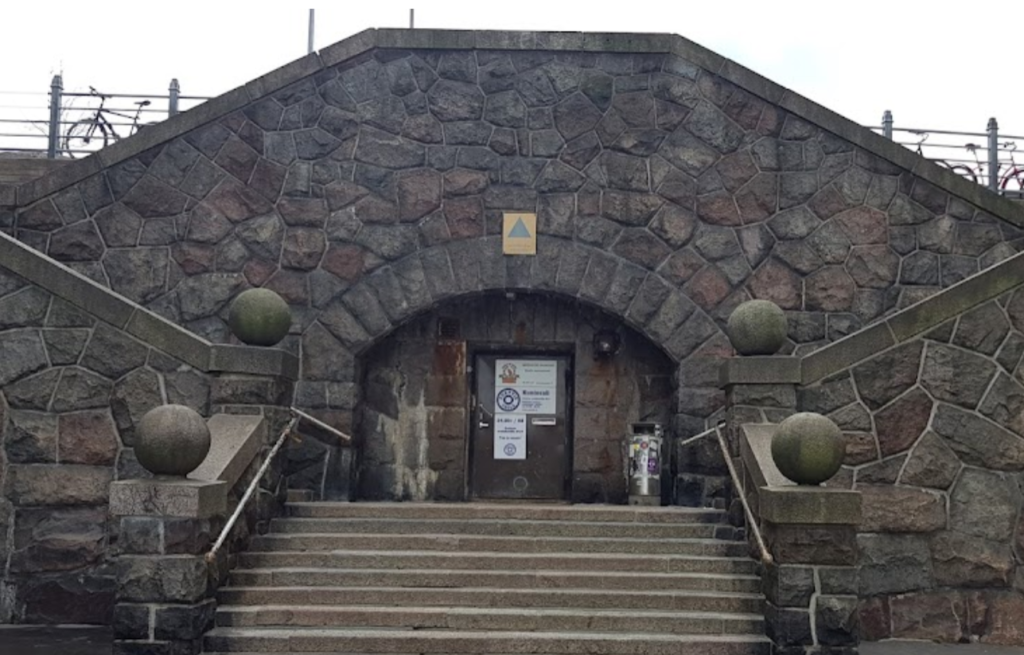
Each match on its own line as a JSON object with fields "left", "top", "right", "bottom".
{"left": 799, "top": 247, "right": 1024, "bottom": 385}
{"left": 720, "top": 357, "right": 801, "bottom": 386}
{"left": 740, "top": 423, "right": 793, "bottom": 489}
{"left": 0, "top": 229, "right": 299, "bottom": 379}
{"left": 8, "top": 28, "right": 1024, "bottom": 232}
{"left": 109, "top": 478, "right": 227, "bottom": 519}
{"left": 189, "top": 414, "right": 266, "bottom": 489}
{"left": 759, "top": 486, "right": 862, "bottom": 525}
{"left": 740, "top": 423, "right": 861, "bottom": 525}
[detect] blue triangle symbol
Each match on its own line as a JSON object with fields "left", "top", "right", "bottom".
{"left": 508, "top": 218, "right": 531, "bottom": 238}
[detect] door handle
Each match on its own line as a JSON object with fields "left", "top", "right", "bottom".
{"left": 532, "top": 418, "right": 557, "bottom": 426}
{"left": 477, "top": 406, "right": 491, "bottom": 429}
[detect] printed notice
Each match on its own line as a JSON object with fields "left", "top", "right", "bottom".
{"left": 494, "top": 414, "right": 527, "bottom": 460}
{"left": 494, "top": 359, "right": 557, "bottom": 414}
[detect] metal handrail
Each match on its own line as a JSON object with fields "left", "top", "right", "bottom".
{"left": 679, "top": 424, "right": 773, "bottom": 566}
{"left": 712, "top": 424, "right": 773, "bottom": 566}
{"left": 204, "top": 407, "right": 353, "bottom": 564}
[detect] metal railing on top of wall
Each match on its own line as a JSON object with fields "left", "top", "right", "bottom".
{"left": 0, "top": 75, "right": 210, "bottom": 159}
{"left": 874, "top": 110, "right": 1024, "bottom": 198}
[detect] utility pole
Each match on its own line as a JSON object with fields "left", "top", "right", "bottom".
{"left": 308, "top": 9, "right": 315, "bottom": 54}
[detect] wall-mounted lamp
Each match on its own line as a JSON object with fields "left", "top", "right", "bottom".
{"left": 592, "top": 329, "right": 621, "bottom": 359}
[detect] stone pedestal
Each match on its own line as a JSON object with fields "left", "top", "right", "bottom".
{"left": 110, "top": 478, "right": 226, "bottom": 655}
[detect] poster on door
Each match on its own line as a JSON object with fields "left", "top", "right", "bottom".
{"left": 494, "top": 359, "right": 557, "bottom": 414}
{"left": 494, "top": 413, "right": 527, "bottom": 460}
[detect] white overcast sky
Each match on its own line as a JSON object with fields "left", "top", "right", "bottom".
{"left": 2, "top": 2, "right": 1022, "bottom": 154}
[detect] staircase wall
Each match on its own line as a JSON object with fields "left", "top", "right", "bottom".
{"left": 0, "top": 233, "right": 298, "bottom": 625}
{"left": 797, "top": 291, "right": 1024, "bottom": 644}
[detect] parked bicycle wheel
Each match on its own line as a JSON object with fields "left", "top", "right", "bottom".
{"left": 936, "top": 160, "right": 979, "bottom": 185}
{"left": 1000, "top": 169, "right": 1024, "bottom": 191}
{"left": 63, "top": 118, "right": 111, "bottom": 156}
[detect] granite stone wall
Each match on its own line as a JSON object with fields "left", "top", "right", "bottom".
{"left": 0, "top": 268, "right": 211, "bottom": 624}
{"left": 341, "top": 292, "right": 673, "bottom": 503}
{"left": 10, "top": 45, "right": 1021, "bottom": 463}
{"left": 798, "top": 295, "right": 1024, "bottom": 645}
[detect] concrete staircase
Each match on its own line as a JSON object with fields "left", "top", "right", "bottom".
{"left": 203, "top": 501, "right": 769, "bottom": 655}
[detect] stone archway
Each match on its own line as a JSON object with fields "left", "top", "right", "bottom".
{"left": 352, "top": 291, "right": 677, "bottom": 503}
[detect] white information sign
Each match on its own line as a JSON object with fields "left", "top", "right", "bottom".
{"left": 494, "top": 359, "right": 557, "bottom": 415}
{"left": 494, "top": 414, "right": 527, "bottom": 460}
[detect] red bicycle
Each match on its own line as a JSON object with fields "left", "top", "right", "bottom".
{"left": 998, "top": 142, "right": 1024, "bottom": 193}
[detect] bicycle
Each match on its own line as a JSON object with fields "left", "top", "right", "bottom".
{"left": 998, "top": 141, "right": 1024, "bottom": 192}
{"left": 62, "top": 87, "right": 151, "bottom": 155}
{"left": 910, "top": 131, "right": 979, "bottom": 183}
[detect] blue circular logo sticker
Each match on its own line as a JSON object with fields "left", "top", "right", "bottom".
{"left": 496, "top": 388, "right": 521, "bottom": 412}
{"left": 503, "top": 443, "right": 517, "bottom": 456}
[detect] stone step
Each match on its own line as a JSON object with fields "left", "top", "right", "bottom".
{"left": 228, "top": 568, "right": 760, "bottom": 593}
{"left": 215, "top": 605, "right": 764, "bottom": 635}
{"left": 203, "top": 627, "right": 771, "bottom": 654}
{"left": 230, "top": 569, "right": 761, "bottom": 593}
{"left": 268, "top": 518, "right": 727, "bottom": 540}
{"left": 285, "top": 490, "right": 314, "bottom": 503}
{"left": 217, "top": 586, "right": 764, "bottom": 614}
{"left": 247, "top": 533, "right": 748, "bottom": 557}
{"left": 237, "top": 550, "right": 757, "bottom": 575}
{"left": 286, "top": 502, "right": 726, "bottom": 524}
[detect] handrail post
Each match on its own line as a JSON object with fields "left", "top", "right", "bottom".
{"left": 882, "top": 109, "right": 893, "bottom": 140}
{"left": 987, "top": 117, "right": 999, "bottom": 191}
{"left": 713, "top": 425, "right": 772, "bottom": 566}
{"left": 168, "top": 78, "right": 180, "bottom": 117}
{"left": 47, "top": 74, "right": 63, "bottom": 159}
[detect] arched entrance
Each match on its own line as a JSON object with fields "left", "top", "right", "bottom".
{"left": 354, "top": 292, "right": 675, "bottom": 503}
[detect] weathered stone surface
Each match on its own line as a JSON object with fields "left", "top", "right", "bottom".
{"left": 949, "top": 467, "right": 1019, "bottom": 542}
{"left": 10, "top": 506, "right": 107, "bottom": 573}
{"left": 889, "top": 591, "right": 965, "bottom": 642}
{"left": 5, "top": 410, "right": 58, "bottom": 463}
{"left": 860, "top": 484, "right": 946, "bottom": 533}
{"left": 49, "top": 221, "right": 104, "bottom": 262}
{"left": 58, "top": 410, "right": 119, "bottom": 466}
{"left": 874, "top": 387, "right": 933, "bottom": 457}
{"left": 117, "top": 555, "right": 208, "bottom": 603}
{"left": 111, "top": 368, "right": 163, "bottom": 447}
{"left": 920, "top": 343, "right": 997, "bottom": 409}
{"left": 900, "top": 431, "right": 961, "bottom": 490}
{"left": 979, "top": 371, "right": 1024, "bottom": 436}
{"left": 0, "top": 330, "right": 50, "bottom": 386}
{"left": 747, "top": 258, "right": 801, "bottom": 309}
{"left": 6, "top": 464, "right": 112, "bottom": 506}
{"left": 846, "top": 338, "right": 922, "bottom": 408}
{"left": 103, "top": 248, "right": 169, "bottom": 304}
{"left": 932, "top": 403, "right": 1024, "bottom": 470}
{"left": 952, "top": 302, "right": 1010, "bottom": 355}
{"left": 930, "top": 531, "right": 1014, "bottom": 587}
{"left": 858, "top": 533, "right": 933, "bottom": 595}
{"left": 847, "top": 245, "right": 900, "bottom": 288}
{"left": 52, "top": 368, "right": 113, "bottom": 412}
{"left": 804, "top": 266, "right": 856, "bottom": 312}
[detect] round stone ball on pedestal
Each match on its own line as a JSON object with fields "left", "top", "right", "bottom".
{"left": 726, "top": 299, "right": 788, "bottom": 355}
{"left": 228, "top": 288, "right": 292, "bottom": 347}
{"left": 771, "top": 412, "right": 845, "bottom": 485}
{"left": 135, "top": 405, "right": 211, "bottom": 477}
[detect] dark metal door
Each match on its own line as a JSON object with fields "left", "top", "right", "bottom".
{"left": 469, "top": 354, "right": 571, "bottom": 500}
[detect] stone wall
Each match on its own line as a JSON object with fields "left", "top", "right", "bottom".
{"left": 333, "top": 292, "right": 673, "bottom": 503}
{"left": 798, "top": 294, "right": 1024, "bottom": 645}
{"left": 9, "top": 41, "right": 1023, "bottom": 461}
{"left": 0, "top": 268, "right": 210, "bottom": 624}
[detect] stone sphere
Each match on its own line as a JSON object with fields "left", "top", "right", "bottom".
{"left": 771, "top": 412, "right": 845, "bottom": 485}
{"left": 228, "top": 288, "right": 291, "bottom": 347}
{"left": 135, "top": 405, "right": 211, "bottom": 477}
{"left": 726, "top": 299, "right": 788, "bottom": 355}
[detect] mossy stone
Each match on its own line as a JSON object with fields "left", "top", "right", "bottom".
{"left": 771, "top": 412, "right": 845, "bottom": 485}
{"left": 228, "top": 288, "right": 291, "bottom": 347}
{"left": 727, "top": 299, "right": 788, "bottom": 355}
{"left": 135, "top": 404, "right": 211, "bottom": 477}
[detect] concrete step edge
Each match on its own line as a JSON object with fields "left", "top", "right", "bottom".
{"left": 214, "top": 604, "right": 765, "bottom": 620}
{"left": 216, "top": 586, "right": 765, "bottom": 599}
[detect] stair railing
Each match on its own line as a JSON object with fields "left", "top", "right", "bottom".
{"left": 204, "top": 406, "right": 351, "bottom": 564}
{"left": 679, "top": 423, "right": 773, "bottom": 566}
